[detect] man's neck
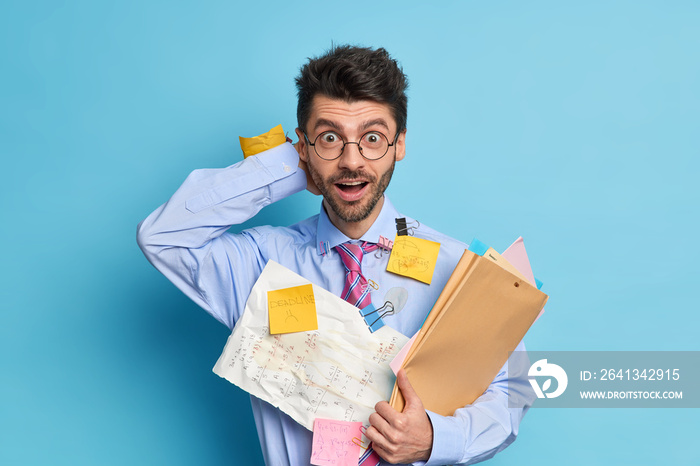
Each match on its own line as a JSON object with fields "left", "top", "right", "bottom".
{"left": 323, "top": 197, "right": 385, "bottom": 240}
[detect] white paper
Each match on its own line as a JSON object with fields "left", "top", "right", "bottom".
{"left": 213, "top": 260, "right": 409, "bottom": 430}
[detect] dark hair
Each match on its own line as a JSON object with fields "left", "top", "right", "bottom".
{"left": 295, "top": 45, "right": 409, "bottom": 135}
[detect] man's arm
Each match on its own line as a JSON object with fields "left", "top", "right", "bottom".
{"left": 367, "top": 340, "right": 534, "bottom": 465}
{"left": 136, "top": 142, "right": 308, "bottom": 328}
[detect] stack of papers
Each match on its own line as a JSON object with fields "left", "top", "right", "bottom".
{"left": 390, "top": 237, "right": 548, "bottom": 416}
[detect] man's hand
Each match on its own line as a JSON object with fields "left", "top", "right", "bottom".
{"left": 365, "top": 369, "right": 434, "bottom": 464}
{"left": 295, "top": 140, "right": 321, "bottom": 195}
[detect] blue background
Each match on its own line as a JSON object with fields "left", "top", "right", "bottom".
{"left": 2, "top": 1, "right": 698, "bottom": 464}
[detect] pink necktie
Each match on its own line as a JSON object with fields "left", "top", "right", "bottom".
{"left": 335, "top": 242, "right": 378, "bottom": 309}
{"left": 335, "top": 242, "right": 383, "bottom": 466}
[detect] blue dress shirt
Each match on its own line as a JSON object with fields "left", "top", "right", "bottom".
{"left": 137, "top": 142, "right": 533, "bottom": 465}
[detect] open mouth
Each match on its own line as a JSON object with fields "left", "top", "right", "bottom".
{"left": 336, "top": 181, "right": 368, "bottom": 194}
{"left": 334, "top": 180, "right": 370, "bottom": 201}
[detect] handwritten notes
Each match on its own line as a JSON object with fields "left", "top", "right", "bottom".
{"left": 311, "top": 418, "right": 362, "bottom": 466}
{"left": 213, "top": 261, "right": 408, "bottom": 431}
{"left": 268, "top": 284, "right": 318, "bottom": 334}
{"left": 386, "top": 236, "right": 440, "bottom": 284}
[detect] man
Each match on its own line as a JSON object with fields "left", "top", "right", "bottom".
{"left": 137, "top": 45, "right": 531, "bottom": 465}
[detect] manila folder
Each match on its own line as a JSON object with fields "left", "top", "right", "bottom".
{"left": 389, "top": 250, "right": 548, "bottom": 416}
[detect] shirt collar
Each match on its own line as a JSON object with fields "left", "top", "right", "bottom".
{"left": 315, "top": 196, "right": 401, "bottom": 255}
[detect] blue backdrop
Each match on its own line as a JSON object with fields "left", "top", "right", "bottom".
{"left": 2, "top": 1, "right": 698, "bottom": 465}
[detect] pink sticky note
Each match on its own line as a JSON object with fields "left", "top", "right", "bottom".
{"left": 310, "top": 418, "right": 363, "bottom": 466}
{"left": 390, "top": 331, "right": 419, "bottom": 375}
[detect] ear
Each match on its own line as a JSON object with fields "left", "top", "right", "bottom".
{"left": 294, "top": 127, "right": 309, "bottom": 162}
{"left": 395, "top": 129, "right": 406, "bottom": 162}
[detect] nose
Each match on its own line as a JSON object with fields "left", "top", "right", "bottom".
{"left": 337, "top": 142, "right": 366, "bottom": 171}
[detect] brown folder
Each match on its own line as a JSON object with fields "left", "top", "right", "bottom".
{"left": 389, "top": 250, "right": 548, "bottom": 416}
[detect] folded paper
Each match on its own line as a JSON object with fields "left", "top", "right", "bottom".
{"left": 239, "top": 124, "right": 287, "bottom": 158}
{"left": 502, "top": 236, "right": 546, "bottom": 319}
{"left": 501, "top": 236, "right": 536, "bottom": 286}
{"left": 213, "top": 261, "right": 408, "bottom": 430}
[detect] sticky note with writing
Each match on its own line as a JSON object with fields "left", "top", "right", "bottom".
{"left": 386, "top": 236, "right": 440, "bottom": 284}
{"left": 267, "top": 284, "right": 318, "bottom": 334}
{"left": 310, "top": 418, "right": 363, "bottom": 466}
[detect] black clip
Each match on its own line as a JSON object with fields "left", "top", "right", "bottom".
{"left": 395, "top": 217, "right": 420, "bottom": 236}
{"left": 395, "top": 217, "right": 409, "bottom": 236}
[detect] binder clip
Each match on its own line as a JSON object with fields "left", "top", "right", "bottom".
{"left": 395, "top": 218, "right": 409, "bottom": 236}
{"left": 395, "top": 217, "right": 420, "bottom": 236}
{"left": 374, "top": 235, "right": 394, "bottom": 258}
{"left": 376, "top": 300, "right": 396, "bottom": 319}
{"left": 359, "top": 301, "right": 396, "bottom": 333}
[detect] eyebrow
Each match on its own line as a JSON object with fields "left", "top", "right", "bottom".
{"left": 312, "top": 118, "right": 391, "bottom": 135}
{"left": 360, "top": 118, "right": 390, "bottom": 133}
{"left": 313, "top": 118, "right": 343, "bottom": 132}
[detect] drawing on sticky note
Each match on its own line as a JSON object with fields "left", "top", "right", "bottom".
{"left": 386, "top": 236, "right": 440, "bottom": 284}
{"left": 311, "top": 418, "right": 363, "bottom": 466}
{"left": 267, "top": 284, "right": 318, "bottom": 334}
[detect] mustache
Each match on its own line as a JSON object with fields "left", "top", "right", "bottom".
{"left": 328, "top": 170, "right": 376, "bottom": 184}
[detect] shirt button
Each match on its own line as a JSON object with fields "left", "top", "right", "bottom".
{"left": 283, "top": 164, "right": 292, "bottom": 173}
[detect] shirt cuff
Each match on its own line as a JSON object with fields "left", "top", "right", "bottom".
{"left": 417, "top": 410, "right": 464, "bottom": 466}
{"left": 253, "top": 142, "right": 307, "bottom": 202}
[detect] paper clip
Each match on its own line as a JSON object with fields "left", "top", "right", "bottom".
{"left": 360, "top": 279, "right": 379, "bottom": 293}
{"left": 352, "top": 437, "right": 368, "bottom": 450}
{"left": 319, "top": 241, "right": 331, "bottom": 256}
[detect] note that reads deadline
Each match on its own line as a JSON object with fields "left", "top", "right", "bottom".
{"left": 267, "top": 284, "right": 319, "bottom": 334}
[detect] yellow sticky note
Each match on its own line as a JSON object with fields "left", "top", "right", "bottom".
{"left": 386, "top": 236, "right": 441, "bottom": 284}
{"left": 239, "top": 124, "right": 287, "bottom": 158}
{"left": 267, "top": 284, "right": 318, "bottom": 334}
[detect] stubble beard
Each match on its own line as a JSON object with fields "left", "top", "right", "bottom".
{"left": 308, "top": 157, "right": 396, "bottom": 224}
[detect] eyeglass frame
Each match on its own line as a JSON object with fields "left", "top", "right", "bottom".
{"left": 302, "top": 129, "right": 401, "bottom": 161}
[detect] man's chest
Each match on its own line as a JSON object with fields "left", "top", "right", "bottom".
{"left": 272, "top": 244, "right": 453, "bottom": 338}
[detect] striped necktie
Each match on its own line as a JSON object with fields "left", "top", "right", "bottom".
{"left": 335, "top": 242, "right": 378, "bottom": 309}
{"left": 335, "top": 241, "right": 384, "bottom": 466}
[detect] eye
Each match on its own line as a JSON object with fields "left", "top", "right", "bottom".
{"left": 319, "top": 132, "right": 341, "bottom": 145}
{"left": 362, "top": 132, "right": 384, "bottom": 147}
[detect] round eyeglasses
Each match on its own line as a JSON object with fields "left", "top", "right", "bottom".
{"left": 303, "top": 130, "right": 399, "bottom": 161}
